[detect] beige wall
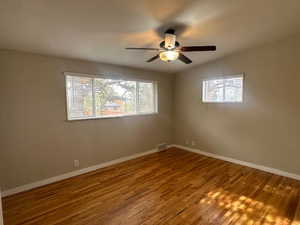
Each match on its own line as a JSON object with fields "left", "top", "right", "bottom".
{"left": 174, "top": 33, "right": 300, "bottom": 175}
{"left": 2, "top": 32, "right": 300, "bottom": 192}
{"left": 0, "top": 51, "right": 174, "bottom": 190}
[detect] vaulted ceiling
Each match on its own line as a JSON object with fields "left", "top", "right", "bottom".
{"left": 1, "top": 0, "right": 300, "bottom": 72}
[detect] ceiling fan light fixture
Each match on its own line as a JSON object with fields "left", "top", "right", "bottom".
{"left": 125, "top": 28, "right": 216, "bottom": 64}
{"left": 159, "top": 50, "right": 179, "bottom": 62}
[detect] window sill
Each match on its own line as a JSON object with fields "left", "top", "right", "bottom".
{"left": 66, "top": 112, "right": 159, "bottom": 121}
{"left": 202, "top": 101, "right": 243, "bottom": 103}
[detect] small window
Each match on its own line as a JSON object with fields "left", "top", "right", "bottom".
{"left": 202, "top": 75, "right": 243, "bottom": 103}
{"left": 65, "top": 73, "right": 157, "bottom": 120}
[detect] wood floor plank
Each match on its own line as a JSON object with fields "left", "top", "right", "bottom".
{"left": 3, "top": 148, "right": 300, "bottom": 225}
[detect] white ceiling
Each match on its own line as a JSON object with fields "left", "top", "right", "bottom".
{"left": 1, "top": 0, "right": 300, "bottom": 73}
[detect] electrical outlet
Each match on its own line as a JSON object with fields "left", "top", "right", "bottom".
{"left": 74, "top": 160, "right": 80, "bottom": 168}
{"left": 191, "top": 140, "right": 196, "bottom": 146}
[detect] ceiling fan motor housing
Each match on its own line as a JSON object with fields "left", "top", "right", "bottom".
{"left": 164, "top": 29, "right": 176, "bottom": 49}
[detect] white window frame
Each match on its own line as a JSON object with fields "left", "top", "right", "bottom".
{"left": 65, "top": 72, "right": 158, "bottom": 121}
{"left": 202, "top": 74, "right": 244, "bottom": 103}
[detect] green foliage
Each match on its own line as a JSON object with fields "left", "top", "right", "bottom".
{"left": 94, "top": 79, "right": 136, "bottom": 115}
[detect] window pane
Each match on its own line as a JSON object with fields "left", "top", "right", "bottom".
{"left": 224, "top": 77, "right": 243, "bottom": 102}
{"left": 66, "top": 74, "right": 157, "bottom": 120}
{"left": 138, "top": 82, "right": 155, "bottom": 113}
{"left": 203, "top": 76, "right": 243, "bottom": 102}
{"left": 94, "top": 78, "right": 136, "bottom": 116}
{"left": 66, "top": 76, "right": 93, "bottom": 118}
{"left": 203, "top": 79, "right": 224, "bottom": 102}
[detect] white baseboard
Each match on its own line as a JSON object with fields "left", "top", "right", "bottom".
{"left": 3, "top": 145, "right": 300, "bottom": 198}
{"left": 1, "top": 149, "right": 158, "bottom": 197}
{"left": 0, "top": 191, "right": 3, "bottom": 225}
{"left": 172, "top": 144, "right": 300, "bottom": 181}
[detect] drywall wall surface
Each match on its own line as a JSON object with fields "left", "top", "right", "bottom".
{"left": 0, "top": 51, "right": 173, "bottom": 190}
{"left": 173, "top": 33, "right": 300, "bottom": 175}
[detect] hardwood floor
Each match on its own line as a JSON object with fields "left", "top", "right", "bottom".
{"left": 3, "top": 147, "right": 300, "bottom": 225}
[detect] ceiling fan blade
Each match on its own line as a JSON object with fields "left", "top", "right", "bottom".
{"left": 178, "top": 53, "right": 192, "bottom": 64}
{"left": 125, "top": 47, "right": 160, "bottom": 51}
{"left": 146, "top": 54, "right": 159, "bottom": 63}
{"left": 180, "top": 46, "right": 216, "bottom": 52}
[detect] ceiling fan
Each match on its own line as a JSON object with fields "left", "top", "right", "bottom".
{"left": 125, "top": 29, "right": 216, "bottom": 64}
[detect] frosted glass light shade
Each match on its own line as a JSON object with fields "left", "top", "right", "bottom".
{"left": 159, "top": 50, "right": 179, "bottom": 62}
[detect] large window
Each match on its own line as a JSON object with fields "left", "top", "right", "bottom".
{"left": 202, "top": 75, "right": 243, "bottom": 103}
{"left": 65, "top": 73, "right": 157, "bottom": 120}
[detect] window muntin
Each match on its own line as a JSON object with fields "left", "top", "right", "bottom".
{"left": 202, "top": 75, "right": 243, "bottom": 103}
{"left": 66, "top": 74, "right": 157, "bottom": 120}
